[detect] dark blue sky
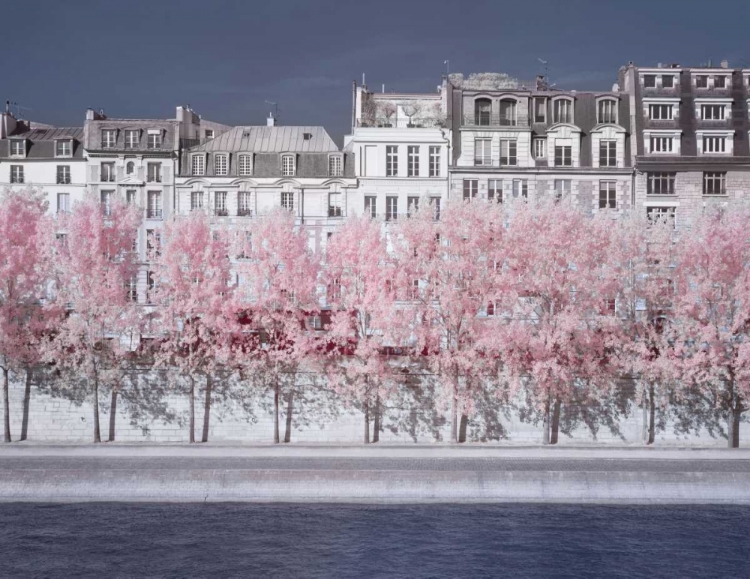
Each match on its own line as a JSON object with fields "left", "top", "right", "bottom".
{"left": 3, "top": 0, "right": 749, "bottom": 143}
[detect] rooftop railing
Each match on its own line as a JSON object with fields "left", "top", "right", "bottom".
{"left": 462, "top": 113, "right": 530, "bottom": 127}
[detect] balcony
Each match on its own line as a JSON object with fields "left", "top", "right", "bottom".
{"left": 214, "top": 208, "right": 229, "bottom": 217}
{"left": 462, "top": 113, "right": 529, "bottom": 128}
{"left": 147, "top": 175, "right": 162, "bottom": 183}
{"left": 147, "top": 209, "right": 163, "bottom": 219}
{"left": 328, "top": 207, "right": 343, "bottom": 218}
{"left": 356, "top": 116, "right": 448, "bottom": 128}
{"left": 237, "top": 208, "right": 253, "bottom": 217}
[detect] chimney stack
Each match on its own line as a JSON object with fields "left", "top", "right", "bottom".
{"left": 721, "top": 59, "right": 729, "bottom": 69}
{"left": 267, "top": 113, "right": 276, "bottom": 127}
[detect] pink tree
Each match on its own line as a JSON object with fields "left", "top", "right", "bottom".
{"left": 234, "top": 209, "right": 318, "bottom": 443}
{"left": 669, "top": 206, "right": 750, "bottom": 448}
{"left": 324, "top": 215, "right": 396, "bottom": 443}
{"left": 393, "top": 198, "right": 504, "bottom": 443}
{"left": 0, "top": 188, "right": 53, "bottom": 442}
{"left": 494, "top": 200, "right": 622, "bottom": 444}
{"left": 151, "top": 210, "right": 234, "bottom": 443}
{"left": 43, "top": 193, "right": 141, "bottom": 443}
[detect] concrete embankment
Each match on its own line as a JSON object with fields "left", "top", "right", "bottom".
{"left": 2, "top": 445, "right": 750, "bottom": 504}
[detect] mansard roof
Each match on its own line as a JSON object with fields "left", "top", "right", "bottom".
{"left": 187, "top": 126, "right": 339, "bottom": 154}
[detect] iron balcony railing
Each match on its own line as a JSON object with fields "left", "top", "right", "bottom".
{"left": 463, "top": 113, "right": 530, "bottom": 127}
{"left": 356, "top": 116, "right": 449, "bottom": 128}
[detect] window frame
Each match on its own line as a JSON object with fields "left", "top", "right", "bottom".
{"left": 214, "top": 153, "right": 229, "bottom": 176}
{"left": 429, "top": 146, "right": 440, "bottom": 177}
{"left": 385, "top": 196, "right": 398, "bottom": 221}
{"left": 100, "top": 161, "right": 115, "bottom": 182}
{"left": 9, "top": 139, "right": 25, "bottom": 157}
{"left": 328, "top": 192, "right": 343, "bottom": 218}
{"left": 599, "top": 140, "right": 617, "bottom": 167}
{"left": 552, "top": 97, "right": 574, "bottom": 124}
{"left": 533, "top": 138, "right": 546, "bottom": 159}
{"left": 190, "top": 191, "right": 205, "bottom": 211}
{"left": 328, "top": 154, "right": 343, "bottom": 177}
{"left": 554, "top": 145, "right": 572, "bottom": 167}
{"left": 463, "top": 179, "right": 478, "bottom": 201}
{"left": 237, "top": 191, "right": 253, "bottom": 216}
{"left": 147, "top": 162, "right": 161, "bottom": 183}
{"left": 646, "top": 172, "right": 676, "bottom": 195}
{"left": 533, "top": 97, "right": 546, "bottom": 123}
{"left": 499, "top": 139, "right": 517, "bottom": 166}
{"left": 364, "top": 196, "right": 377, "bottom": 219}
{"left": 124, "top": 130, "right": 139, "bottom": 149}
{"left": 55, "top": 139, "right": 73, "bottom": 157}
{"left": 703, "top": 172, "right": 727, "bottom": 195}
{"left": 599, "top": 180, "right": 617, "bottom": 210}
{"left": 407, "top": 145, "right": 420, "bottom": 177}
{"left": 474, "top": 138, "right": 492, "bottom": 166}
{"left": 147, "top": 190, "right": 163, "bottom": 219}
{"left": 147, "top": 130, "right": 162, "bottom": 150}
{"left": 280, "top": 191, "right": 294, "bottom": 211}
{"left": 214, "top": 191, "right": 228, "bottom": 216}
{"left": 238, "top": 154, "right": 253, "bottom": 176}
{"left": 281, "top": 154, "right": 296, "bottom": 177}
{"left": 101, "top": 129, "right": 117, "bottom": 149}
{"left": 386, "top": 145, "right": 398, "bottom": 176}
{"left": 56, "top": 165, "right": 71, "bottom": 184}
{"left": 56, "top": 192, "right": 71, "bottom": 214}
{"left": 488, "top": 179, "right": 502, "bottom": 203}
{"left": 191, "top": 154, "right": 205, "bottom": 176}
{"left": 597, "top": 98, "right": 618, "bottom": 124}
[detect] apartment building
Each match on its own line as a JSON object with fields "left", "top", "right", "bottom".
{"left": 445, "top": 72, "right": 632, "bottom": 214}
{"left": 0, "top": 105, "right": 86, "bottom": 214}
{"left": 176, "top": 115, "right": 356, "bottom": 254}
{"left": 620, "top": 61, "right": 750, "bottom": 229}
{"left": 344, "top": 81, "right": 451, "bottom": 222}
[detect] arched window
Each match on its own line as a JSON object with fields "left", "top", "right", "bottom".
{"left": 499, "top": 98, "right": 517, "bottom": 126}
{"left": 474, "top": 98, "right": 491, "bottom": 126}
{"left": 597, "top": 98, "right": 618, "bottom": 124}
{"left": 126, "top": 161, "right": 135, "bottom": 175}
{"left": 553, "top": 98, "right": 573, "bottom": 124}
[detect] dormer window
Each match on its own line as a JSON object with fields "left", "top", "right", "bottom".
{"left": 205, "top": 129, "right": 214, "bottom": 140}
{"left": 474, "top": 98, "right": 491, "bottom": 125}
{"left": 214, "top": 153, "right": 228, "bottom": 176}
{"left": 714, "top": 75, "right": 727, "bottom": 88}
{"left": 10, "top": 139, "right": 25, "bottom": 157}
{"left": 643, "top": 75, "right": 657, "bottom": 88}
{"left": 696, "top": 75, "right": 709, "bottom": 88}
{"left": 191, "top": 154, "right": 205, "bottom": 176}
{"left": 281, "top": 154, "right": 296, "bottom": 176}
{"left": 238, "top": 154, "right": 252, "bottom": 176}
{"left": 662, "top": 75, "right": 675, "bottom": 88}
{"left": 55, "top": 139, "right": 72, "bottom": 157}
{"left": 102, "top": 129, "right": 116, "bottom": 149}
{"left": 125, "top": 130, "right": 139, "bottom": 149}
{"left": 597, "top": 99, "right": 617, "bottom": 124}
{"left": 328, "top": 154, "right": 343, "bottom": 177}
{"left": 553, "top": 98, "right": 573, "bottom": 124}
{"left": 499, "top": 98, "right": 517, "bottom": 126}
{"left": 147, "top": 130, "right": 162, "bottom": 149}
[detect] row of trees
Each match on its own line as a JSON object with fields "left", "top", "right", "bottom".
{"left": 1, "top": 187, "right": 749, "bottom": 446}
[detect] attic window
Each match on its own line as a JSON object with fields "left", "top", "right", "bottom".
{"left": 10, "top": 139, "right": 25, "bottom": 157}
{"left": 303, "top": 133, "right": 312, "bottom": 140}
{"left": 242, "top": 131, "right": 252, "bottom": 137}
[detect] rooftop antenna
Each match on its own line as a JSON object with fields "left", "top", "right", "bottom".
{"left": 444, "top": 60, "right": 450, "bottom": 75}
{"left": 8, "top": 101, "right": 32, "bottom": 119}
{"left": 538, "top": 58, "right": 549, "bottom": 82}
{"left": 264, "top": 100, "right": 280, "bottom": 118}
{"left": 362, "top": 73, "right": 366, "bottom": 88}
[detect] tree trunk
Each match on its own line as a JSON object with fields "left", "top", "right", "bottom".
{"left": 21, "top": 369, "right": 32, "bottom": 441}
{"left": 2, "top": 368, "right": 10, "bottom": 443}
{"left": 108, "top": 388, "right": 118, "bottom": 442}
{"left": 364, "top": 398, "right": 370, "bottom": 444}
{"left": 273, "top": 382, "right": 280, "bottom": 444}
{"left": 92, "top": 376, "right": 101, "bottom": 444}
{"left": 728, "top": 404, "right": 742, "bottom": 449}
{"left": 550, "top": 398, "right": 561, "bottom": 445}
{"left": 373, "top": 393, "right": 380, "bottom": 443}
{"left": 450, "top": 381, "right": 458, "bottom": 443}
{"left": 201, "top": 376, "right": 213, "bottom": 443}
{"left": 647, "top": 384, "right": 656, "bottom": 445}
{"left": 284, "top": 391, "right": 293, "bottom": 443}
{"left": 188, "top": 376, "right": 195, "bottom": 443}
{"left": 458, "top": 414, "right": 468, "bottom": 443}
{"left": 542, "top": 397, "right": 551, "bottom": 445}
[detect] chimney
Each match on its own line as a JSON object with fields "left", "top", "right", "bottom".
{"left": 721, "top": 59, "right": 729, "bottom": 69}
{"left": 267, "top": 113, "right": 276, "bottom": 127}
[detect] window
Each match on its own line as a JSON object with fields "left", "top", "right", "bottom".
{"left": 211, "top": 191, "right": 226, "bottom": 216}
{"left": 701, "top": 105, "right": 725, "bottom": 120}
{"left": 599, "top": 140, "right": 617, "bottom": 167}
{"left": 328, "top": 278, "right": 342, "bottom": 302}
{"left": 101, "top": 162, "right": 115, "bottom": 182}
{"left": 486, "top": 302, "right": 496, "bottom": 317}
{"left": 696, "top": 75, "right": 708, "bottom": 88}
{"left": 191, "top": 191, "right": 204, "bottom": 210}
{"left": 714, "top": 75, "right": 727, "bottom": 88}
{"left": 554, "top": 145, "right": 572, "bottom": 166}
{"left": 57, "top": 165, "right": 71, "bottom": 184}
{"left": 488, "top": 179, "right": 502, "bottom": 203}
{"left": 238, "top": 155, "right": 252, "bottom": 176}
{"left": 703, "top": 172, "right": 726, "bottom": 195}
{"left": 191, "top": 155, "right": 205, "bottom": 176}
{"left": 431, "top": 197, "right": 441, "bottom": 221}
{"left": 647, "top": 206, "right": 676, "bottom": 228}
{"left": 649, "top": 104, "right": 673, "bottom": 120}
{"left": 499, "top": 99, "right": 517, "bottom": 126}
{"left": 534, "top": 97, "right": 546, "bottom": 123}
{"left": 147, "top": 163, "right": 161, "bottom": 182}
{"left": 328, "top": 155, "right": 343, "bottom": 177}
{"left": 500, "top": 139, "right": 517, "bottom": 166}
{"left": 146, "top": 230, "right": 162, "bottom": 259}
{"left": 386, "top": 146, "right": 398, "bottom": 176}
{"left": 553, "top": 99, "right": 572, "bottom": 124}
{"left": 56, "top": 193, "right": 70, "bottom": 214}
{"left": 126, "top": 276, "right": 138, "bottom": 303}
{"left": 10, "top": 165, "right": 24, "bottom": 183}
{"left": 126, "top": 189, "right": 137, "bottom": 205}
{"left": 599, "top": 181, "right": 617, "bottom": 209}
{"left": 126, "top": 161, "right": 135, "bottom": 175}
{"left": 328, "top": 192, "right": 342, "bottom": 217}
{"left": 238, "top": 192, "right": 252, "bottom": 216}
{"left": 214, "top": 154, "right": 228, "bottom": 176}
{"left": 205, "top": 129, "right": 214, "bottom": 140}
{"left": 429, "top": 146, "right": 440, "bottom": 177}
{"left": 474, "top": 139, "right": 491, "bottom": 166}
{"left": 410, "top": 279, "right": 420, "bottom": 300}
{"left": 474, "top": 98, "right": 491, "bottom": 125}
{"left": 512, "top": 179, "right": 528, "bottom": 199}
{"left": 55, "top": 140, "right": 72, "bottom": 157}
{"left": 647, "top": 172, "right": 676, "bottom": 195}
{"left": 554, "top": 179, "right": 571, "bottom": 201}
{"left": 101, "top": 130, "right": 116, "bottom": 148}
{"left": 386, "top": 196, "right": 398, "bottom": 221}
{"left": 146, "top": 271, "right": 156, "bottom": 303}
{"left": 124, "top": 130, "right": 139, "bottom": 149}
{"left": 365, "top": 196, "right": 376, "bottom": 218}
{"left": 406, "top": 146, "right": 420, "bottom": 177}
{"left": 281, "top": 154, "right": 295, "bottom": 176}
{"left": 662, "top": 75, "right": 675, "bottom": 88}
{"left": 650, "top": 136, "right": 673, "bottom": 153}
{"left": 147, "top": 131, "right": 162, "bottom": 149}
{"left": 702, "top": 136, "right": 726, "bottom": 154}
{"left": 147, "top": 191, "right": 162, "bottom": 219}
{"left": 100, "top": 190, "right": 113, "bottom": 216}
{"left": 281, "top": 191, "right": 294, "bottom": 211}
{"left": 643, "top": 75, "right": 657, "bottom": 88}
{"left": 463, "top": 179, "right": 478, "bottom": 201}
{"left": 533, "top": 138, "right": 546, "bottom": 159}
{"left": 10, "top": 140, "right": 25, "bottom": 157}
{"left": 597, "top": 99, "right": 617, "bottom": 124}
{"left": 407, "top": 196, "right": 419, "bottom": 216}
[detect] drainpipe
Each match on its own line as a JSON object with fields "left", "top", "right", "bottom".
{"left": 440, "top": 128, "right": 451, "bottom": 201}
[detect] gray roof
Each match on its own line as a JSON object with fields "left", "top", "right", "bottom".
{"left": 188, "top": 126, "right": 339, "bottom": 153}
{"left": 9, "top": 127, "right": 83, "bottom": 141}
{"left": 0, "top": 127, "right": 85, "bottom": 159}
